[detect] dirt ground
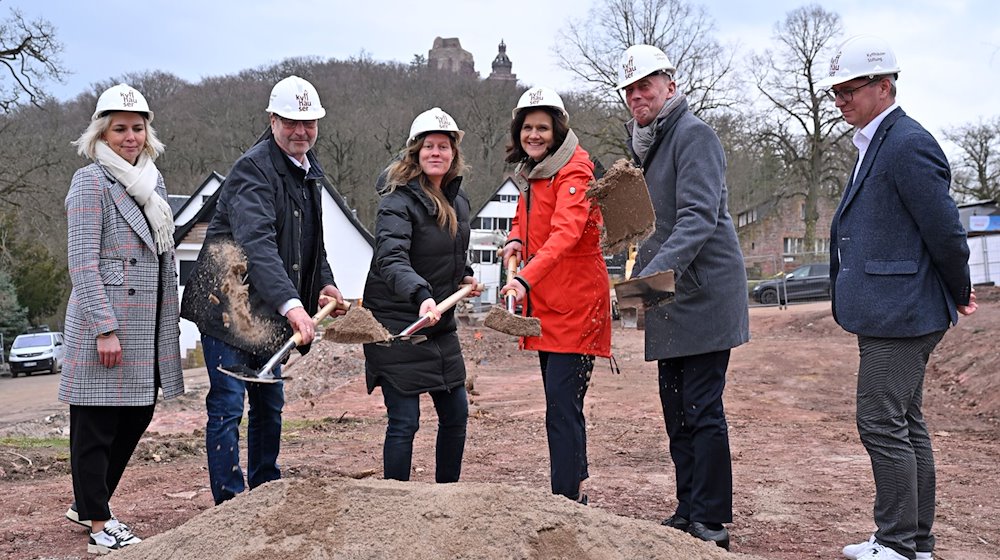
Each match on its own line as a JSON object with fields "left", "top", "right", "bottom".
{"left": 1, "top": 289, "right": 999, "bottom": 560}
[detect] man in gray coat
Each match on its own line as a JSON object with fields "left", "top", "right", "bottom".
{"left": 818, "top": 35, "right": 977, "bottom": 560}
{"left": 617, "top": 44, "right": 750, "bottom": 551}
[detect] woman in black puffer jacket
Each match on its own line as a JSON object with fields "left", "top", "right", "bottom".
{"left": 363, "top": 107, "right": 480, "bottom": 483}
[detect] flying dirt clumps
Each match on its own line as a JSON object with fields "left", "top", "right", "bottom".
{"left": 323, "top": 307, "right": 391, "bottom": 344}
{"left": 587, "top": 158, "right": 655, "bottom": 255}
{"left": 111, "top": 477, "right": 764, "bottom": 560}
{"left": 204, "top": 240, "right": 285, "bottom": 350}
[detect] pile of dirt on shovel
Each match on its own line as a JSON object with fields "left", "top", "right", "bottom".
{"left": 112, "top": 477, "right": 766, "bottom": 560}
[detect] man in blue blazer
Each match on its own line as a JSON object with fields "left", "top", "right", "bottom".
{"left": 818, "top": 35, "right": 978, "bottom": 560}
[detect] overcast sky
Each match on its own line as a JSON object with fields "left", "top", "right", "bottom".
{"left": 7, "top": 0, "right": 999, "bottom": 151}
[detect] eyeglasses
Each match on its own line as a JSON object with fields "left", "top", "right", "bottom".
{"left": 274, "top": 115, "right": 318, "bottom": 130}
{"left": 824, "top": 78, "right": 880, "bottom": 103}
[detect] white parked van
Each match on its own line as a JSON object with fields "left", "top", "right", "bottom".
{"left": 8, "top": 331, "right": 64, "bottom": 377}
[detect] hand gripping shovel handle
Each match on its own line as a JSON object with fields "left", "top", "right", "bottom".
{"left": 504, "top": 256, "right": 518, "bottom": 314}
{"left": 398, "top": 283, "right": 477, "bottom": 338}
{"left": 259, "top": 299, "right": 351, "bottom": 374}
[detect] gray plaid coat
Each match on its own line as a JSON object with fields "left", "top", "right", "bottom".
{"left": 59, "top": 163, "right": 184, "bottom": 406}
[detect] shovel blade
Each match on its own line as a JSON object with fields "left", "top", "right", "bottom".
{"left": 615, "top": 270, "right": 676, "bottom": 309}
{"left": 218, "top": 364, "right": 288, "bottom": 384}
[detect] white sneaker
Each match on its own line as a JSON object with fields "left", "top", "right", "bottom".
{"left": 855, "top": 543, "right": 908, "bottom": 560}
{"left": 87, "top": 519, "right": 141, "bottom": 554}
{"left": 844, "top": 535, "right": 933, "bottom": 560}
{"left": 843, "top": 535, "right": 877, "bottom": 559}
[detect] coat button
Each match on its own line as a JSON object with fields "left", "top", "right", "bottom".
{"left": 292, "top": 263, "right": 300, "bottom": 271}
{"left": 128, "top": 288, "right": 136, "bottom": 295}
{"left": 293, "top": 210, "right": 300, "bottom": 217}
{"left": 130, "top": 258, "right": 137, "bottom": 265}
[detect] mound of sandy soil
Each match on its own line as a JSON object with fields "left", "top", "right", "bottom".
{"left": 113, "top": 477, "right": 763, "bottom": 560}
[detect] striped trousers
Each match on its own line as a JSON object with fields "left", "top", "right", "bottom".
{"left": 856, "top": 331, "right": 945, "bottom": 559}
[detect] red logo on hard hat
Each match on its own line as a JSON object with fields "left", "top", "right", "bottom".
{"left": 296, "top": 91, "right": 312, "bottom": 112}
{"left": 529, "top": 89, "right": 544, "bottom": 105}
{"left": 623, "top": 56, "right": 636, "bottom": 80}
{"left": 120, "top": 90, "right": 137, "bottom": 108}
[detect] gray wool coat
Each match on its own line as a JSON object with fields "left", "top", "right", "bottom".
{"left": 627, "top": 97, "right": 750, "bottom": 360}
{"left": 59, "top": 163, "right": 184, "bottom": 406}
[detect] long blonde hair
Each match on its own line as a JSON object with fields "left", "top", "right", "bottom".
{"left": 384, "top": 133, "right": 465, "bottom": 237}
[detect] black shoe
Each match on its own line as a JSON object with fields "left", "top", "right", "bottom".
{"left": 577, "top": 494, "right": 588, "bottom": 506}
{"left": 687, "top": 522, "right": 730, "bottom": 550}
{"left": 661, "top": 514, "right": 690, "bottom": 531}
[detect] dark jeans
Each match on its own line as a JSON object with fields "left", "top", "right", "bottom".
{"left": 203, "top": 334, "right": 284, "bottom": 505}
{"left": 70, "top": 404, "right": 155, "bottom": 521}
{"left": 857, "top": 332, "right": 944, "bottom": 558}
{"left": 539, "top": 351, "right": 593, "bottom": 500}
{"left": 381, "top": 383, "right": 468, "bottom": 483}
{"left": 658, "top": 350, "right": 733, "bottom": 523}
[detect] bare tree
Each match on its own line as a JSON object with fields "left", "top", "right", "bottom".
{"left": 944, "top": 117, "right": 1000, "bottom": 202}
{"left": 751, "top": 4, "right": 852, "bottom": 251}
{"left": 0, "top": 8, "right": 66, "bottom": 111}
{"left": 555, "top": 0, "right": 739, "bottom": 116}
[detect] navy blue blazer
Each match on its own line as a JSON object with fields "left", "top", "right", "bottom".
{"left": 830, "top": 107, "right": 971, "bottom": 338}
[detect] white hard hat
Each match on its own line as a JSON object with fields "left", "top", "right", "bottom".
{"left": 816, "top": 35, "right": 900, "bottom": 90}
{"left": 617, "top": 45, "right": 676, "bottom": 90}
{"left": 408, "top": 107, "right": 464, "bottom": 144}
{"left": 266, "top": 75, "right": 326, "bottom": 120}
{"left": 93, "top": 83, "right": 153, "bottom": 122}
{"left": 512, "top": 86, "right": 568, "bottom": 119}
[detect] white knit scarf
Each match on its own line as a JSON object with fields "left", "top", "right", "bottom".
{"left": 95, "top": 141, "right": 175, "bottom": 254}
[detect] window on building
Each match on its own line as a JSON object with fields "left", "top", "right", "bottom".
{"left": 783, "top": 237, "right": 831, "bottom": 255}
{"left": 737, "top": 208, "right": 758, "bottom": 228}
{"left": 783, "top": 237, "right": 805, "bottom": 254}
{"left": 468, "top": 250, "right": 496, "bottom": 264}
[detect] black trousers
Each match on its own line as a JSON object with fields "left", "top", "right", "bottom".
{"left": 69, "top": 404, "right": 155, "bottom": 522}
{"left": 539, "top": 352, "right": 594, "bottom": 500}
{"left": 658, "top": 349, "right": 733, "bottom": 523}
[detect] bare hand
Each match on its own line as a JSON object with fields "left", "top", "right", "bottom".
{"left": 500, "top": 241, "right": 522, "bottom": 266}
{"left": 97, "top": 333, "right": 122, "bottom": 368}
{"left": 419, "top": 298, "right": 441, "bottom": 325}
{"left": 286, "top": 306, "right": 315, "bottom": 345}
{"left": 462, "top": 276, "right": 483, "bottom": 297}
{"left": 958, "top": 289, "right": 978, "bottom": 316}
{"left": 319, "top": 285, "right": 347, "bottom": 317}
{"left": 499, "top": 280, "right": 526, "bottom": 302}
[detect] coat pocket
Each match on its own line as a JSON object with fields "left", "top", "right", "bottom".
{"left": 864, "top": 259, "right": 918, "bottom": 275}
{"left": 98, "top": 259, "right": 125, "bottom": 285}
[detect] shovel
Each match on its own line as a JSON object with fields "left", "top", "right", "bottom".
{"left": 614, "top": 269, "right": 676, "bottom": 309}
{"left": 218, "top": 299, "right": 350, "bottom": 384}
{"left": 483, "top": 256, "right": 542, "bottom": 337}
{"left": 378, "top": 283, "right": 480, "bottom": 346}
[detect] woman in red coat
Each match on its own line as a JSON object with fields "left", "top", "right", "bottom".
{"left": 500, "top": 87, "right": 612, "bottom": 503}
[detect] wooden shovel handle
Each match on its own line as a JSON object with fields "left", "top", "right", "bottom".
{"left": 290, "top": 299, "right": 351, "bottom": 346}
{"left": 399, "top": 283, "right": 481, "bottom": 337}
{"left": 504, "top": 256, "right": 519, "bottom": 297}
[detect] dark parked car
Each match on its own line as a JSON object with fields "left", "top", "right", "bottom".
{"left": 753, "top": 263, "right": 831, "bottom": 305}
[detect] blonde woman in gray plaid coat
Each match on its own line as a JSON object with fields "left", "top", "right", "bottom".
{"left": 59, "top": 84, "right": 184, "bottom": 555}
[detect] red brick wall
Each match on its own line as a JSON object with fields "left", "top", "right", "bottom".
{"left": 737, "top": 195, "right": 837, "bottom": 278}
